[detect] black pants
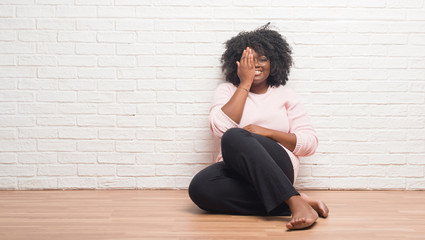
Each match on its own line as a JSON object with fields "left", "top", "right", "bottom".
{"left": 188, "top": 128, "right": 299, "bottom": 216}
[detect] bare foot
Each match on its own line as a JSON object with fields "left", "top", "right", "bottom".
{"left": 300, "top": 192, "right": 329, "bottom": 218}
{"left": 285, "top": 195, "right": 318, "bottom": 230}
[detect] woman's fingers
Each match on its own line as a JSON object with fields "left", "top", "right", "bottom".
{"left": 248, "top": 49, "right": 254, "bottom": 69}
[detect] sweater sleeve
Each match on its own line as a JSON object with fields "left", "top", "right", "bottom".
{"left": 209, "top": 83, "right": 239, "bottom": 138}
{"left": 286, "top": 89, "right": 319, "bottom": 156}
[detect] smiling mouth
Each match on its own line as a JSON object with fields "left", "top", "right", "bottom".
{"left": 255, "top": 70, "right": 262, "bottom": 76}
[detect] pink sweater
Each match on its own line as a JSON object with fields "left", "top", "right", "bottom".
{"left": 209, "top": 82, "right": 319, "bottom": 183}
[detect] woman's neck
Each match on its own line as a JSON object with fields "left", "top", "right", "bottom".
{"left": 250, "top": 82, "right": 269, "bottom": 94}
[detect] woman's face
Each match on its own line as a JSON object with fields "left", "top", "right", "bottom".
{"left": 251, "top": 48, "right": 271, "bottom": 85}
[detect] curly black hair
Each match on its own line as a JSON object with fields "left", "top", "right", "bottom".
{"left": 221, "top": 23, "right": 293, "bottom": 87}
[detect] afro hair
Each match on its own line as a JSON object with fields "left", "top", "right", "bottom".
{"left": 221, "top": 23, "right": 293, "bottom": 87}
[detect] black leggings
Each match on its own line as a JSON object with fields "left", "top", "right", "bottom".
{"left": 188, "top": 128, "right": 299, "bottom": 216}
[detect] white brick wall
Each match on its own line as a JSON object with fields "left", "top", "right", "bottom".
{"left": 1, "top": 0, "right": 424, "bottom": 190}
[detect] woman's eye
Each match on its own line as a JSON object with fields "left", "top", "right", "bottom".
{"left": 259, "top": 57, "right": 268, "bottom": 62}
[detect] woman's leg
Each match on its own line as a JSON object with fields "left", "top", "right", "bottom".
{"left": 188, "top": 161, "right": 275, "bottom": 215}
{"left": 220, "top": 128, "right": 318, "bottom": 229}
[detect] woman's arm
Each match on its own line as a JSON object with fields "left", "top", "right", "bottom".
{"left": 221, "top": 47, "right": 255, "bottom": 124}
{"left": 243, "top": 124, "right": 296, "bottom": 152}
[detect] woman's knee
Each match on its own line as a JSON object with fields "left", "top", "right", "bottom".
{"left": 221, "top": 128, "right": 250, "bottom": 150}
{"left": 188, "top": 169, "right": 216, "bottom": 211}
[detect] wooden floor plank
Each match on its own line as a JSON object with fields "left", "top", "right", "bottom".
{"left": 0, "top": 190, "right": 424, "bottom": 240}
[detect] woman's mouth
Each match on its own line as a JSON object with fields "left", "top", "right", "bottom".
{"left": 255, "top": 70, "right": 262, "bottom": 76}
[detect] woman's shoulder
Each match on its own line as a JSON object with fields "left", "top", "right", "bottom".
{"left": 271, "top": 84, "right": 298, "bottom": 98}
{"left": 215, "top": 82, "right": 237, "bottom": 92}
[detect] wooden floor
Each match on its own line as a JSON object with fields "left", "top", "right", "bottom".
{"left": 0, "top": 190, "right": 424, "bottom": 240}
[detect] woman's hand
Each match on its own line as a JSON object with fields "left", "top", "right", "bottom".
{"left": 243, "top": 124, "right": 272, "bottom": 137}
{"left": 236, "top": 47, "right": 255, "bottom": 88}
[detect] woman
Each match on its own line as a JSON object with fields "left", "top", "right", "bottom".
{"left": 188, "top": 24, "right": 328, "bottom": 230}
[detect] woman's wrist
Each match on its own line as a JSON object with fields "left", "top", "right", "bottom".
{"left": 239, "top": 83, "right": 251, "bottom": 92}
{"left": 238, "top": 86, "right": 249, "bottom": 93}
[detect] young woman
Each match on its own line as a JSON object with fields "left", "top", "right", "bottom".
{"left": 188, "top": 24, "right": 329, "bottom": 230}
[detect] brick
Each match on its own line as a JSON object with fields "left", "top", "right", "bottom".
{"left": 156, "top": 116, "right": 194, "bottom": 127}
{"left": 60, "top": 80, "right": 97, "bottom": 91}
{"left": 115, "top": 0, "right": 150, "bottom": 5}
{"left": 0, "top": 91, "right": 34, "bottom": 102}
{"left": 0, "top": 117, "right": 35, "bottom": 127}
{"left": 18, "top": 153, "right": 57, "bottom": 164}
{"left": 18, "top": 178, "right": 57, "bottom": 190}
{"left": 98, "top": 129, "right": 134, "bottom": 140}
{"left": 19, "top": 80, "right": 57, "bottom": 91}
{"left": 157, "top": 91, "right": 195, "bottom": 103}
{"left": 77, "top": 92, "right": 114, "bottom": 103}
{"left": 98, "top": 7, "right": 135, "bottom": 17}
{"left": 58, "top": 103, "right": 97, "bottom": 114}
{"left": 117, "top": 92, "right": 155, "bottom": 103}
{"left": 56, "top": 6, "right": 96, "bottom": 17}
{"left": 37, "top": 117, "right": 75, "bottom": 126}
{"left": 0, "top": 165, "right": 35, "bottom": 177}
{"left": 78, "top": 165, "right": 115, "bottom": 176}
{"left": 0, "top": 55, "right": 14, "bottom": 66}
{"left": 98, "top": 178, "right": 136, "bottom": 189}
{"left": 37, "top": 91, "right": 76, "bottom": 102}
{"left": 77, "top": 116, "right": 115, "bottom": 127}
{"left": 294, "top": 178, "right": 330, "bottom": 190}
{"left": 78, "top": 68, "right": 116, "bottom": 79}
{"left": 18, "top": 56, "right": 56, "bottom": 66}
{"left": 97, "top": 81, "right": 136, "bottom": 91}
{"left": 0, "top": 19, "right": 34, "bottom": 29}
{"left": 37, "top": 43, "right": 75, "bottom": 54}
{"left": 17, "top": 6, "right": 56, "bottom": 17}
{"left": 138, "top": 32, "right": 175, "bottom": 43}
{"left": 0, "top": 153, "right": 17, "bottom": 164}
{"left": 58, "top": 56, "right": 97, "bottom": 67}
{"left": 0, "top": 129, "right": 16, "bottom": 139}
{"left": 367, "top": 177, "right": 406, "bottom": 190}
{"left": 58, "top": 128, "right": 97, "bottom": 139}
{"left": 76, "top": 43, "right": 114, "bottom": 55}
{"left": 136, "top": 129, "right": 174, "bottom": 141}
{"left": 37, "top": 19, "right": 75, "bottom": 30}
{"left": 115, "top": 141, "right": 155, "bottom": 153}
{"left": 58, "top": 31, "right": 97, "bottom": 42}
{"left": 58, "top": 178, "right": 97, "bottom": 189}
{"left": 18, "top": 128, "right": 57, "bottom": 139}
{"left": 38, "top": 67, "right": 76, "bottom": 79}
{"left": 155, "top": 164, "right": 205, "bottom": 176}
{"left": 156, "top": 44, "right": 194, "bottom": 55}
{"left": 75, "top": 0, "right": 113, "bottom": 5}
{"left": 136, "top": 153, "right": 176, "bottom": 165}
{"left": 175, "top": 153, "right": 213, "bottom": 164}
{"left": 98, "top": 104, "right": 137, "bottom": 115}
{"left": 38, "top": 140, "right": 76, "bottom": 152}
{"left": 0, "top": 67, "right": 36, "bottom": 78}
{"left": 59, "top": 153, "right": 97, "bottom": 164}
{"left": 137, "top": 80, "right": 175, "bottom": 91}
{"left": 0, "top": 178, "right": 16, "bottom": 190}
{"left": 117, "top": 116, "right": 155, "bottom": 127}
{"left": 117, "top": 165, "right": 155, "bottom": 177}
{"left": 137, "top": 177, "right": 175, "bottom": 189}
{"left": 0, "top": 43, "right": 34, "bottom": 54}
{"left": 97, "top": 32, "right": 136, "bottom": 43}
{"left": 98, "top": 56, "right": 136, "bottom": 67}
{"left": 0, "top": 6, "right": 13, "bottom": 17}
{"left": 137, "top": 104, "right": 175, "bottom": 115}
{"left": 77, "top": 141, "right": 115, "bottom": 152}
{"left": 138, "top": 55, "right": 176, "bottom": 67}
{"left": 116, "top": 44, "right": 155, "bottom": 55}
{"left": 117, "top": 68, "right": 155, "bottom": 79}
{"left": 98, "top": 153, "right": 135, "bottom": 165}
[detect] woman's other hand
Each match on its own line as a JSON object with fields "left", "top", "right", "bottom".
{"left": 243, "top": 124, "right": 271, "bottom": 137}
{"left": 236, "top": 47, "right": 255, "bottom": 89}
